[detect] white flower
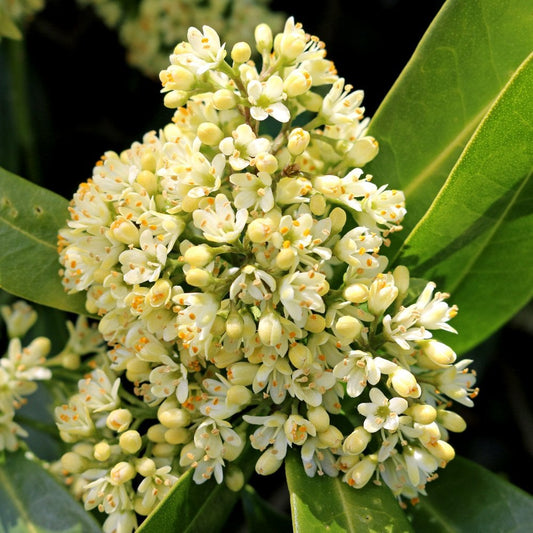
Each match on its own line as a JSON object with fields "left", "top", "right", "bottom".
{"left": 320, "top": 78, "right": 364, "bottom": 126}
{"left": 229, "top": 264, "right": 276, "bottom": 304}
{"left": 230, "top": 171, "right": 274, "bottom": 212}
{"left": 334, "top": 227, "right": 385, "bottom": 274}
{"left": 278, "top": 270, "right": 327, "bottom": 327}
{"left": 357, "top": 387, "right": 408, "bottom": 433}
{"left": 219, "top": 124, "right": 271, "bottom": 171}
{"left": 187, "top": 25, "right": 227, "bottom": 74}
{"left": 78, "top": 368, "right": 120, "bottom": 413}
{"left": 247, "top": 76, "right": 290, "bottom": 123}
{"left": 193, "top": 194, "right": 248, "bottom": 243}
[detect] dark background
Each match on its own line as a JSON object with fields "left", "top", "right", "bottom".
{"left": 3, "top": 0, "right": 531, "bottom": 519}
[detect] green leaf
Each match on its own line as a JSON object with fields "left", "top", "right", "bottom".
{"left": 138, "top": 443, "right": 256, "bottom": 533}
{"left": 241, "top": 484, "right": 292, "bottom": 533}
{"left": 410, "top": 456, "right": 533, "bottom": 532}
{"left": 285, "top": 452, "right": 413, "bottom": 533}
{"left": 0, "top": 168, "right": 88, "bottom": 316}
{"left": 395, "top": 53, "right": 533, "bottom": 354}
{"left": 0, "top": 451, "right": 101, "bottom": 533}
{"left": 366, "top": 0, "right": 533, "bottom": 258}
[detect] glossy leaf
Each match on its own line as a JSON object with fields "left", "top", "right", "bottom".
{"left": 366, "top": 0, "right": 533, "bottom": 257}
{"left": 0, "top": 451, "right": 101, "bottom": 532}
{"left": 241, "top": 484, "right": 292, "bottom": 533}
{"left": 285, "top": 452, "right": 413, "bottom": 533}
{"left": 0, "top": 167, "right": 87, "bottom": 316}
{"left": 395, "top": 53, "right": 533, "bottom": 354}
{"left": 138, "top": 443, "right": 256, "bottom": 533}
{"left": 410, "top": 456, "right": 533, "bottom": 532}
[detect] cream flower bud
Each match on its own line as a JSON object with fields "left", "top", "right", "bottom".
{"left": 343, "top": 283, "right": 369, "bottom": 304}
{"left": 248, "top": 217, "right": 275, "bottom": 243}
{"left": 223, "top": 434, "right": 246, "bottom": 461}
{"left": 255, "top": 23, "right": 273, "bottom": 54}
{"left": 368, "top": 274, "right": 398, "bottom": 317}
{"left": 93, "top": 441, "right": 112, "bottom": 462}
{"left": 211, "top": 348, "right": 242, "bottom": 368}
{"left": 390, "top": 368, "right": 421, "bottom": 398}
{"left": 226, "top": 311, "right": 244, "bottom": 339}
{"left": 226, "top": 385, "right": 253, "bottom": 406}
{"left": 409, "top": 404, "right": 437, "bottom": 425}
{"left": 283, "top": 69, "right": 312, "bottom": 97}
{"left": 136, "top": 170, "right": 158, "bottom": 196}
{"left": 284, "top": 414, "right": 315, "bottom": 445}
{"left": 227, "top": 362, "right": 257, "bottom": 386}
{"left": 307, "top": 406, "right": 330, "bottom": 433}
{"left": 346, "top": 454, "right": 377, "bottom": 488}
{"left": 61, "top": 452, "right": 87, "bottom": 474}
{"left": 425, "top": 440, "right": 455, "bottom": 463}
{"left": 346, "top": 137, "right": 379, "bottom": 167}
{"left": 135, "top": 457, "right": 156, "bottom": 477}
{"left": 278, "top": 32, "right": 306, "bottom": 62}
{"left": 61, "top": 352, "right": 81, "bottom": 370}
{"left": 212, "top": 89, "right": 237, "bottom": 110}
{"left": 258, "top": 312, "right": 283, "bottom": 346}
{"left": 343, "top": 427, "right": 372, "bottom": 455}
{"left": 231, "top": 41, "right": 251, "bottom": 63}
{"left": 224, "top": 465, "right": 245, "bottom": 492}
{"left": 276, "top": 177, "right": 312, "bottom": 205}
{"left": 275, "top": 247, "right": 298, "bottom": 270}
{"left": 1, "top": 301, "right": 37, "bottom": 338}
{"left": 110, "top": 461, "right": 136, "bottom": 485}
{"left": 141, "top": 153, "right": 156, "bottom": 173}
{"left": 126, "top": 358, "right": 151, "bottom": 382}
{"left": 309, "top": 194, "right": 326, "bottom": 216}
{"left": 416, "top": 421, "right": 442, "bottom": 445}
{"left": 158, "top": 406, "right": 191, "bottom": 428}
{"left": 314, "top": 175, "right": 341, "bottom": 196}
{"left": 197, "top": 122, "right": 224, "bottom": 146}
{"left": 152, "top": 443, "right": 176, "bottom": 457}
{"left": 165, "top": 427, "right": 191, "bottom": 445}
{"left": 288, "top": 343, "right": 313, "bottom": 369}
{"left": 255, "top": 448, "right": 283, "bottom": 476}
{"left": 419, "top": 340, "right": 457, "bottom": 367}
{"left": 335, "top": 315, "right": 362, "bottom": 342}
{"left": 393, "top": 265, "right": 410, "bottom": 296}
{"left": 147, "top": 423, "right": 168, "bottom": 443}
{"left": 160, "top": 65, "right": 195, "bottom": 90}
{"left": 255, "top": 153, "right": 278, "bottom": 174}
{"left": 185, "top": 267, "right": 211, "bottom": 288}
{"left": 110, "top": 217, "right": 139, "bottom": 245}
{"left": 287, "top": 127, "right": 311, "bottom": 155}
{"left": 119, "top": 430, "right": 143, "bottom": 454}
{"left": 134, "top": 498, "right": 153, "bottom": 517}
{"left": 106, "top": 409, "right": 132, "bottom": 433}
{"left": 329, "top": 207, "right": 346, "bottom": 233}
{"left": 183, "top": 244, "right": 214, "bottom": 267}
{"left": 318, "top": 425, "right": 344, "bottom": 448}
{"left": 304, "top": 313, "right": 326, "bottom": 333}
{"left": 437, "top": 410, "right": 467, "bottom": 433}
{"left": 164, "top": 90, "right": 188, "bottom": 109}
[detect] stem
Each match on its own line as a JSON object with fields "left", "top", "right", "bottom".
{"left": 5, "top": 38, "right": 41, "bottom": 183}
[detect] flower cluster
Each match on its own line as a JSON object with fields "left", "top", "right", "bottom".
{"left": 77, "top": 0, "right": 285, "bottom": 77}
{"left": 56, "top": 16, "right": 477, "bottom": 530}
{"left": 0, "top": 301, "right": 50, "bottom": 451}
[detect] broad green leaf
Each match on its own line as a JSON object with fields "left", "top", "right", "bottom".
{"left": 0, "top": 168, "right": 87, "bottom": 316}
{"left": 285, "top": 452, "right": 413, "bottom": 533}
{"left": 241, "top": 484, "right": 292, "bottom": 533}
{"left": 366, "top": 0, "right": 533, "bottom": 258}
{"left": 395, "top": 53, "right": 533, "bottom": 354}
{"left": 0, "top": 451, "right": 101, "bottom": 532}
{"left": 410, "top": 456, "right": 533, "bottom": 532}
{"left": 138, "top": 443, "right": 256, "bottom": 533}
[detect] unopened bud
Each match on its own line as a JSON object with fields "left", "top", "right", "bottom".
{"left": 335, "top": 315, "right": 362, "bottom": 341}
{"left": 409, "top": 404, "right": 437, "bottom": 425}
{"left": 318, "top": 425, "right": 344, "bottom": 448}
{"left": 61, "top": 452, "right": 87, "bottom": 474}
{"left": 226, "top": 311, "right": 244, "bottom": 339}
{"left": 136, "top": 457, "right": 156, "bottom": 477}
{"left": 343, "top": 427, "right": 371, "bottom": 455}
{"left": 110, "top": 461, "right": 136, "bottom": 485}
{"left": 288, "top": 128, "right": 311, "bottom": 155}
{"left": 164, "top": 90, "right": 188, "bottom": 109}
{"left": 275, "top": 247, "right": 298, "bottom": 270}
{"left": 136, "top": 170, "right": 158, "bottom": 196}
{"left": 304, "top": 313, "right": 326, "bottom": 333}
{"left": 119, "top": 430, "right": 142, "bottom": 454}
{"left": 343, "top": 283, "right": 369, "bottom": 304}
{"left": 288, "top": 343, "right": 313, "bottom": 368}
{"left": 106, "top": 409, "right": 132, "bottom": 433}
{"left": 224, "top": 465, "right": 245, "bottom": 492}
{"left": 227, "top": 362, "right": 257, "bottom": 386}
{"left": 309, "top": 194, "right": 326, "bottom": 216}
{"left": 390, "top": 368, "right": 421, "bottom": 398}
{"left": 255, "top": 153, "right": 278, "bottom": 174}
{"left": 347, "top": 455, "right": 377, "bottom": 488}
{"left": 226, "top": 385, "right": 252, "bottom": 406}
{"left": 420, "top": 340, "right": 457, "bottom": 367}
{"left": 212, "top": 89, "right": 237, "bottom": 110}
{"left": 255, "top": 448, "right": 283, "bottom": 475}
{"left": 329, "top": 207, "right": 346, "bottom": 233}
{"left": 147, "top": 423, "right": 168, "bottom": 443}
{"left": 255, "top": 24, "right": 273, "bottom": 54}
{"left": 185, "top": 267, "right": 210, "bottom": 288}
{"left": 93, "top": 441, "right": 111, "bottom": 462}
{"left": 231, "top": 41, "right": 251, "bottom": 63}
{"left": 307, "top": 406, "right": 330, "bottom": 433}
{"left": 437, "top": 410, "right": 467, "bottom": 433}
{"left": 197, "top": 122, "right": 224, "bottom": 146}
{"left": 284, "top": 69, "right": 311, "bottom": 97}
{"left": 165, "top": 427, "right": 191, "bottom": 445}
{"left": 368, "top": 274, "right": 398, "bottom": 317}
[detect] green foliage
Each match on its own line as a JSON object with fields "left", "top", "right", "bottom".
{"left": 396, "top": 53, "right": 533, "bottom": 354}
{"left": 0, "top": 451, "right": 101, "bottom": 533}
{"left": 285, "top": 452, "right": 413, "bottom": 533}
{"left": 409, "top": 457, "right": 533, "bottom": 532}
{"left": 241, "top": 485, "right": 292, "bottom": 533}
{"left": 366, "top": 0, "right": 533, "bottom": 258}
{"left": 0, "top": 167, "right": 87, "bottom": 316}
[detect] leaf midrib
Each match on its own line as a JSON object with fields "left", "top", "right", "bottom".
{"left": 0, "top": 211, "right": 56, "bottom": 251}
{"left": 0, "top": 466, "right": 40, "bottom": 533}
